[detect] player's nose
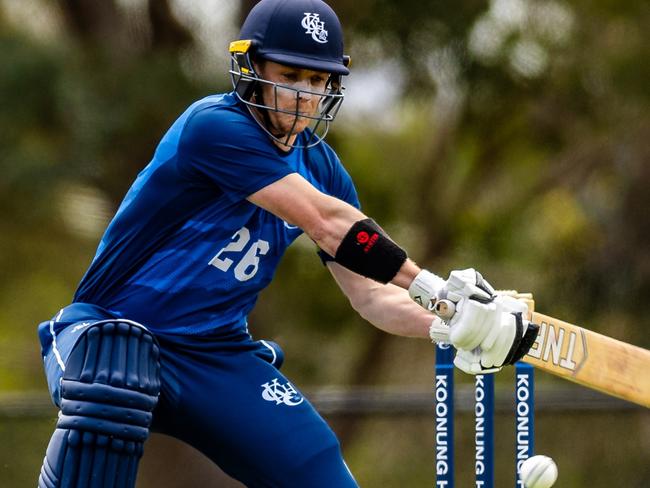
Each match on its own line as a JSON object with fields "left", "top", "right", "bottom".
{"left": 296, "top": 85, "right": 313, "bottom": 101}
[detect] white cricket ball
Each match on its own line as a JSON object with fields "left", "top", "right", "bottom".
{"left": 519, "top": 455, "right": 558, "bottom": 488}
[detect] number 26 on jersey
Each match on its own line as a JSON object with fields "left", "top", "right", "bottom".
{"left": 209, "top": 227, "right": 269, "bottom": 282}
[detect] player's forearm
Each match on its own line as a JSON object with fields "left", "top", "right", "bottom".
{"left": 351, "top": 282, "right": 433, "bottom": 338}
{"left": 329, "top": 262, "right": 432, "bottom": 338}
{"left": 391, "top": 259, "right": 422, "bottom": 289}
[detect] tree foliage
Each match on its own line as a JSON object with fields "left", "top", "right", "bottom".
{"left": 1, "top": 0, "right": 649, "bottom": 486}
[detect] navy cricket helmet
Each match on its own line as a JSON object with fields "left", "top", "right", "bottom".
{"left": 229, "top": 0, "right": 351, "bottom": 148}
{"left": 239, "top": 0, "right": 349, "bottom": 75}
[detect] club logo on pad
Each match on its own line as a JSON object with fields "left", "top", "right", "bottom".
{"left": 261, "top": 378, "right": 304, "bottom": 406}
{"left": 302, "top": 13, "right": 328, "bottom": 44}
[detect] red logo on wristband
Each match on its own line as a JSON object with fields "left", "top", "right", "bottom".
{"left": 356, "top": 231, "right": 380, "bottom": 252}
{"left": 364, "top": 232, "right": 379, "bottom": 253}
{"left": 356, "top": 231, "right": 370, "bottom": 244}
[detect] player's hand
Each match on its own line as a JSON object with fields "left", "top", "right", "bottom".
{"left": 411, "top": 268, "right": 539, "bottom": 363}
{"left": 410, "top": 267, "right": 499, "bottom": 349}
{"left": 479, "top": 299, "right": 540, "bottom": 369}
{"left": 445, "top": 293, "right": 522, "bottom": 351}
{"left": 452, "top": 300, "right": 540, "bottom": 375}
{"left": 436, "top": 268, "right": 499, "bottom": 351}
{"left": 408, "top": 268, "right": 495, "bottom": 311}
{"left": 428, "top": 316, "right": 451, "bottom": 343}
{"left": 440, "top": 268, "right": 496, "bottom": 305}
{"left": 453, "top": 347, "right": 502, "bottom": 374}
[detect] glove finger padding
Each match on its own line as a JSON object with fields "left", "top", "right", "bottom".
{"left": 480, "top": 312, "right": 541, "bottom": 368}
{"left": 452, "top": 295, "right": 540, "bottom": 374}
{"left": 494, "top": 294, "right": 529, "bottom": 315}
{"left": 453, "top": 348, "right": 502, "bottom": 375}
{"left": 479, "top": 295, "right": 529, "bottom": 351}
{"left": 442, "top": 268, "right": 496, "bottom": 304}
{"left": 429, "top": 317, "right": 451, "bottom": 344}
{"left": 448, "top": 299, "right": 499, "bottom": 351}
{"left": 479, "top": 312, "right": 518, "bottom": 368}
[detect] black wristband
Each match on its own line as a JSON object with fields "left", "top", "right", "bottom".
{"left": 334, "top": 219, "right": 407, "bottom": 283}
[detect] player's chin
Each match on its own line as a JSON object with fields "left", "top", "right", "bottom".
{"left": 277, "top": 113, "right": 313, "bottom": 133}
{"left": 293, "top": 117, "right": 313, "bottom": 133}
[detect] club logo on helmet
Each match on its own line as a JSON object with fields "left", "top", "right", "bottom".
{"left": 301, "top": 12, "right": 328, "bottom": 44}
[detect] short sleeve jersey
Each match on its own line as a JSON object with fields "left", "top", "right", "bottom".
{"left": 73, "top": 93, "right": 360, "bottom": 335}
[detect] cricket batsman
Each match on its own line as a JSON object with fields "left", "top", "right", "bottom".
{"left": 36, "top": 1, "right": 538, "bottom": 486}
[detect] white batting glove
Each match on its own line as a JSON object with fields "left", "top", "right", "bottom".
{"left": 408, "top": 270, "right": 446, "bottom": 309}
{"left": 440, "top": 268, "right": 495, "bottom": 305}
{"left": 411, "top": 268, "right": 539, "bottom": 369}
{"left": 408, "top": 268, "right": 494, "bottom": 311}
{"left": 452, "top": 307, "right": 520, "bottom": 375}
{"left": 454, "top": 299, "right": 540, "bottom": 375}
{"left": 429, "top": 317, "right": 451, "bottom": 344}
{"left": 478, "top": 295, "right": 528, "bottom": 363}
{"left": 447, "top": 298, "right": 499, "bottom": 350}
{"left": 410, "top": 267, "right": 498, "bottom": 350}
{"left": 453, "top": 347, "right": 503, "bottom": 375}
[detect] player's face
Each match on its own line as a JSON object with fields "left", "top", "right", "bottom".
{"left": 255, "top": 61, "right": 329, "bottom": 138}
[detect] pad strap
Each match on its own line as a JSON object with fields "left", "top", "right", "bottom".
{"left": 334, "top": 219, "right": 407, "bottom": 283}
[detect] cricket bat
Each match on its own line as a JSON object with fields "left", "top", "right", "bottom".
{"left": 522, "top": 297, "right": 650, "bottom": 409}
{"left": 436, "top": 292, "right": 650, "bottom": 408}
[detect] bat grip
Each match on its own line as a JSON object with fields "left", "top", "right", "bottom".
{"left": 433, "top": 299, "right": 456, "bottom": 321}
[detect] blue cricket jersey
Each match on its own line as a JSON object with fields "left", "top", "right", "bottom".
{"left": 72, "top": 92, "right": 360, "bottom": 335}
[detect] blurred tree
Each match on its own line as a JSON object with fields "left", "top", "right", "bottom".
{"left": 57, "top": 0, "right": 121, "bottom": 44}
{"left": 1, "top": 0, "right": 649, "bottom": 485}
{"left": 0, "top": 0, "right": 219, "bottom": 391}
{"left": 147, "top": 0, "right": 194, "bottom": 50}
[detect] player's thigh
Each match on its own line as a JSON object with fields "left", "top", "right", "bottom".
{"left": 155, "top": 347, "right": 357, "bottom": 488}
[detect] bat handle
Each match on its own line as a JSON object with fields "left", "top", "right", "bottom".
{"left": 433, "top": 299, "right": 456, "bottom": 321}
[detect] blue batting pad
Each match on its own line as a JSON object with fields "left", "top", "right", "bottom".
{"left": 38, "top": 321, "right": 159, "bottom": 488}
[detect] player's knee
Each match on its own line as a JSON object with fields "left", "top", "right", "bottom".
{"left": 39, "top": 321, "right": 160, "bottom": 488}
{"left": 59, "top": 322, "right": 159, "bottom": 436}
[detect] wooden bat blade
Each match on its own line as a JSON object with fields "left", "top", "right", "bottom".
{"left": 523, "top": 310, "right": 650, "bottom": 408}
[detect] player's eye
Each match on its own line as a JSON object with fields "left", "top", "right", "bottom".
{"left": 311, "top": 75, "right": 326, "bottom": 85}
{"left": 282, "top": 72, "right": 298, "bottom": 82}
